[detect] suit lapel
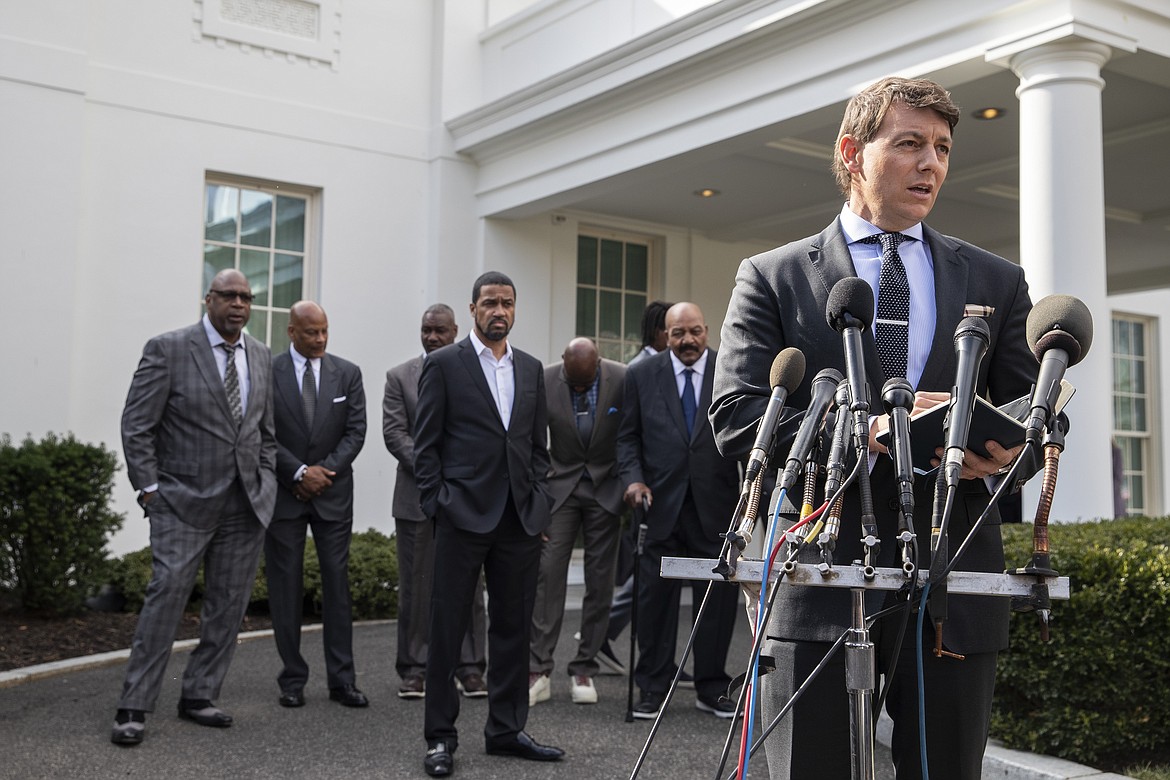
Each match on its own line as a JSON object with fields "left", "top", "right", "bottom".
{"left": 554, "top": 366, "right": 588, "bottom": 451}
{"left": 695, "top": 350, "right": 716, "bottom": 443}
{"left": 920, "top": 226, "right": 969, "bottom": 391}
{"left": 189, "top": 326, "right": 235, "bottom": 426}
{"left": 654, "top": 355, "right": 689, "bottom": 442}
{"left": 458, "top": 338, "right": 503, "bottom": 426}
{"left": 314, "top": 354, "right": 340, "bottom": 434}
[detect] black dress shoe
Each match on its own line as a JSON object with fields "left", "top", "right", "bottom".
{"left": 279, "top": 690, "right": 305, "bottom": 708}
{"left": 632, "top": 690, "right": 664, "bottom": 720}
{"left": 329, "top": 684, "right": 369, "bottom": 708}
{"left": 177, "top": 698, "right": 233, "bottom": 727}
{"left": 485, "top": 731, "right": 565, "bottom": 761}
{"left": 424, "top": 742, "right": 455, "bottom": 776}
{"left": 110, "top": 709, "right": 145, "bottom": 746}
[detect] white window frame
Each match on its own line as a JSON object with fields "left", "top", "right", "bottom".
{"left": 575, "top": 226, "right": 660, "bottom": 362}
{"left": 1112, "top": 312, "right": 1161, "bottom": 517}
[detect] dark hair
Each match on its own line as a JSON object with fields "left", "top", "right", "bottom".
{"left": 640, "top": 300, "right": 673, "bottom": 348}
{"left": 832, "top": 77, "right": 960, "bottom": 197}
{"left": 472, "top": 271, "right": 516, "bottom": 303}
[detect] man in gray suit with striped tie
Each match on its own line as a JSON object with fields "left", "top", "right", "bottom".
{"left": 111, "top": 268, "right": 277, "bottom": 746}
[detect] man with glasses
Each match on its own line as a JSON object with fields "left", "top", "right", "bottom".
{"left": 111, "top": 269, "right": 277, "bottom": 746}
{"left": 528, "top": 338, "right": 626, "bottom": 706}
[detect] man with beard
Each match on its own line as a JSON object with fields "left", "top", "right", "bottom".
{"left": 414, "top": 271, "right": 563, "bottom": 776}
{"left": 616, "top": 302, "right": 740, "bottom": 720}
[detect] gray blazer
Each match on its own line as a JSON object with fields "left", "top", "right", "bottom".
{"left": 272, "top": 351, "right": 366, "bottom": 522}
{"left": 710, "top": 218, "right": 1035, "bottom": 653}
{"left": 121, "top": 321, "right": 277, "bottom": 528}
{"left": 544, "top": 358, "right": 626, "bottom": 516}
{"left": 383, "top": 356, "right": 425, "bottom": 522}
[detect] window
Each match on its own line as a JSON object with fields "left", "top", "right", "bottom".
{"left": 203, "top": 177, "right": 315, "bottom": 354}
{"left": 575, "top": 230, "right": 654, "bottom": 362}
{"left": 1112, "top": 314, "right": 1158, "bottom": 516}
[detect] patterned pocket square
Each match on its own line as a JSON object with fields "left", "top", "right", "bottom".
{"left": 607, "top": 406, "right": 619, "bottom": 415}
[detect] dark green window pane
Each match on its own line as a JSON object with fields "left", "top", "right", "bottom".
{"left": 240, "top": 249, "right": 270, "bottom": 306}
{"left": 275, "top": 196, "right": 306, "bottom": 252}
{"left": 1128, "top": 474, "right": 1144, "bottom": 511}
{"left": 270, "top": 310, "right": 290, "bottom": 355}
{"left": 1113, "top": 320, "right": 1130, "bottom": 355}
{"left": 1133, "top": 322, "right": 1145, "bottom": 354}
{"left": 246, "top": 309, "right": 268, "bottom": 346}
{"left": 1114, "top": 358, "right": 1130, "bottom": 392}
{"left": 625, "top": 243, "right": 648, "bottom": 291}
{"left": 625, "top": 294, "right": 646, "bottom": 343}
{"left": 1134, "top": 359, "right": 1146, "bottom": 393}
{"left": 1134, "top": 398, "right": 1147, "bottom": 430}
{"left": 599, "top": 290, "right": 621, "bottom": 340}
{"left": 1115, "top": 396, "right": 1132, "bottom": 430}
{"left": 205, "top": 185, "right": 238, "bottom": 242}
{"left": 240, "top": 190, "right": 273, "bottom": 248}
{"left": 576, "top": 288, "right": 596, "bottom": 337}
{"left": 599, "top": 240, "right": 623, "bottom": 288}
{"left": 578, "top": 237, "right": 598, "bottom": 285}
{"left": 203, "top": 244, "right": 235, "bottom": 291}
{"left": 273, "top": 253, "right": 303, "bottom": 308}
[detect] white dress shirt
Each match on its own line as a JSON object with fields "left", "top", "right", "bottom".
{"left": 469, "top": 329, "right": 515, "bottom": 430}
{"left": 202, "top": 314, "right": 250, "bottom": 416}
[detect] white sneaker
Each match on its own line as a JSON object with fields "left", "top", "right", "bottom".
{"left": 528, "top": 673, "right": 550, "bottom": 706}
{"left": 570, "top": 675, "right": 597, "bottom": 705}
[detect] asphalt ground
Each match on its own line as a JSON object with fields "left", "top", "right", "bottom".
{"left": 0, "top": 591, "right": 900, "bottom": 780}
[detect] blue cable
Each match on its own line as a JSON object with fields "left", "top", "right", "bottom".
{"left": 916, "top": 581, "right": 930, "bottom": 780}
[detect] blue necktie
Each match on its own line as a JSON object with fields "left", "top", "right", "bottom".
{"left": 681, "top": 368, "right": 697, "bottom": 438}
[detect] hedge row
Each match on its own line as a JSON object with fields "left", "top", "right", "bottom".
{"left": 993, "top": 517, "right": 1170, "bottom": 767}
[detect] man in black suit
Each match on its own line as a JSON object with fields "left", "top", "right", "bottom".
{"left": 265, "top": 300, "right": 368, "bottom": 709}
{"left": 414, "top": 271, "right": 564, "bottom": 777}
{"left": 617, "top": 301, "right": 740, "bottom": 720}
{"left": 710, "top": 77, "right": 1036, "bottom": 779}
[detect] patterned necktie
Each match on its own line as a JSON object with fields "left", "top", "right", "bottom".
{"left": 862, "top": 232, "right": 910, "bottom": 379}
{"left": 681, "top": 368, "right": 697, "bottom": 438}
{"left": 221, "top": 343, "right": 242, "bottom": 426}
{"left": 574, "top": 391, "right": 593, "bottom": 445}
{"left": 302, "top": 361, "right": 317, "bottom": 429}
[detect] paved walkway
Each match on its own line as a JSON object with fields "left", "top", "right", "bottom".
{"left": 0, "top": 578, "right": 1126, "bottom": 780}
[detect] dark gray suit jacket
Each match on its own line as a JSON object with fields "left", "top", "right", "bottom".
{"left": 122, "top": 321, "right": 277, "bottom": 528}
{"left": 383, "top": 356, "right": 425, "bottom": 522}
{"left": 272, "top": 351, "right": 366, "bottom": 522}
{"left": 617, "top": 348, "right": 740, "bottom": 543}
{"left": 414, "top": 337, "right": 552, "bottom": 535}
{"left": 710, "top": 218, "right": 1035, "bottom": 654}
{"left": 545, "top": 358, "right": 626, "bottom": 516}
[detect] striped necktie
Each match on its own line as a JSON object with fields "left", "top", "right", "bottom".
{"left": 221, "top": 343, "right": 242, "bottom": 426}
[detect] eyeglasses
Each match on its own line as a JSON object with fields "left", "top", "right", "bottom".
{"left": 209, "top": 289, "right": 255, "bottom": 303}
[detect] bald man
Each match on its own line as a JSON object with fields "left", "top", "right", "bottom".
{"left": 265, "top": 301, "right": 368, "bottom": 709}
{"left": 528, "top": 338, "right": 626, "bottom": 706}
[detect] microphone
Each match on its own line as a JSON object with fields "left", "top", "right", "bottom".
{"left": 777, "top": 368, "right": 843, "bottom": 494}
{"left": 942, "top": 317, "right": 991, "bottom": 488}
{"left": 826, "top": 278, "right": 875, "bottom": 447}
{"left": 742, "top": 348, "right": 806, "bottom": 485}
{"left": 882, "top": 377, "right": 916, "bottom": 512}
{"left": 1024, "top": 295, "right": 1093, "bottom": 445}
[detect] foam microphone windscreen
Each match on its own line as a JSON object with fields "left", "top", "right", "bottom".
{"left": 1025, "top": 294, "right": 1093, "bottom": 366}
{"left": 826, "top": 277, "right": 875, "bottom": 332}
{"left": 769, "top": 347, "right": 806, "bottom": 392}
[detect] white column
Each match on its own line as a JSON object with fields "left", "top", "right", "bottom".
{"left": 1010, "top": 40, "right": 1114, "bottom": 522}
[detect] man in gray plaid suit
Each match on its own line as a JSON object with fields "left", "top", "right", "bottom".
{"left": 111, "top": 269, "right": 277, "bottom": 746}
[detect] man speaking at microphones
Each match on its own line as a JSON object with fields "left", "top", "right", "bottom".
{"left": 710, "top": 77, "right": 1037, "bottom": 779}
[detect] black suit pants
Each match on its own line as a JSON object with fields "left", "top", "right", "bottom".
{"left": 635, "top": 491, "right": 738, "bottom": 699}
{"left": 758, "top": 606, "right": 997, "bottom": 779}
{"left": 264, "top": 508, "right": 355, "bottom": 692}
{"left": 424, "top": 494, "right": 541, "bottom": 749}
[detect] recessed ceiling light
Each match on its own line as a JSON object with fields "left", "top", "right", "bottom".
{"left": 694, "top": 188, "right": 721, "bottom": 198}
{"left": 973, "top": 107, "right": 1007, "bottom": 120}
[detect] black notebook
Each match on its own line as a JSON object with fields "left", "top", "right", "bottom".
{"left": 875, "top": 382, "right": 1074, "bottom": 475}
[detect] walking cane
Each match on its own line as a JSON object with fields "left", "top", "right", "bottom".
{"left": 625, "top": 498, "right": 649, "bottom": 722}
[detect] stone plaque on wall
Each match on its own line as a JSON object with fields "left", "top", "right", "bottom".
{"left": 196, "top": 0, "right": 340, "bottom": 68}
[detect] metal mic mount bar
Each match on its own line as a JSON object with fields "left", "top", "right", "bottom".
{"left": 661, "top": 557, "right": 1070, "bottom": 599}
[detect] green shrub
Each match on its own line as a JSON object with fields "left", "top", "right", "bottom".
{"left": 111, "top": 527, "right": 398, "bottom": 621}
{"left": 993, "top": 517, "right": 1170, "bottom": 768}
{"left": 0, "top": 433, "right": 124, "bottom": 615}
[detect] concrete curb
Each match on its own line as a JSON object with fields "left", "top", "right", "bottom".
{"left": 876, "top": 713, "right": 1133, "bottom": 780}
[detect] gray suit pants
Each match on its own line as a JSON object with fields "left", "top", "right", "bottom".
{"left": 529, "top": 478, "right": 620, "bottom": 677}
{"left": 118, "top": 497, "right": 265, "bottom": 711}
{"left": 395, "top": 517, "right": 486, "bottom": 681}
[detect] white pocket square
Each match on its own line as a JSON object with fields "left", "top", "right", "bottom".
{"left": 333, "top": 395, "right": 346, "bottom": 403}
